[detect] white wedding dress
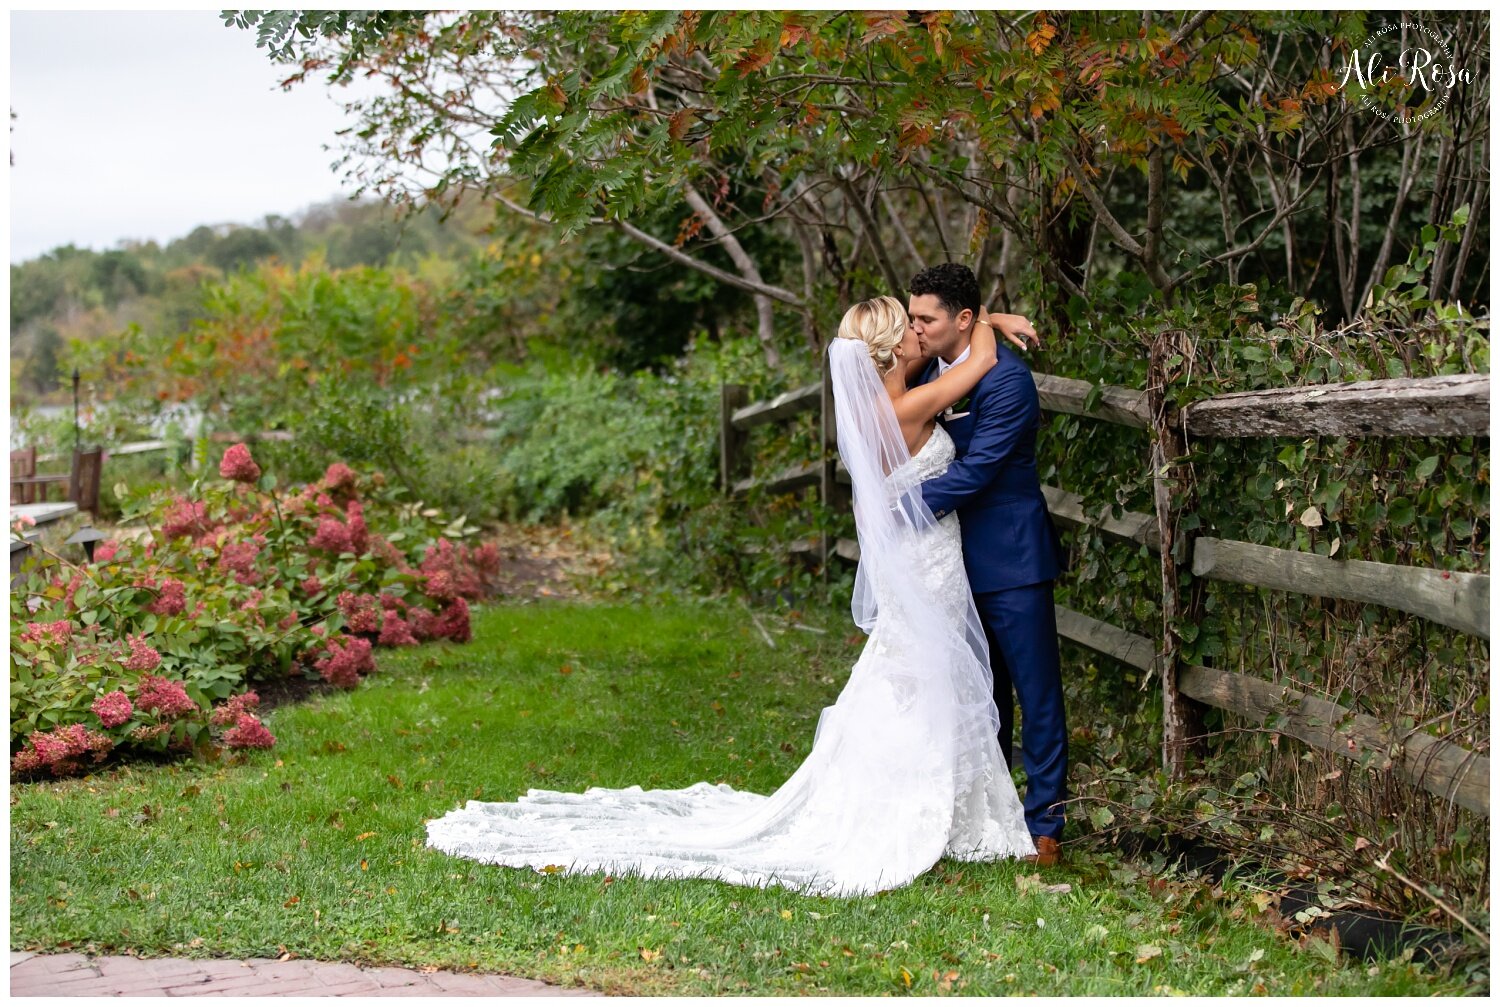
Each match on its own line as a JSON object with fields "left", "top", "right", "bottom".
{"left": 425, "top": 421, "right": 1035, "bottom": 897}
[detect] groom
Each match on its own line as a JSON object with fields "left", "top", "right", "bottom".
{"left": 908, "top": 263, "right": 1069, "bottom": 867}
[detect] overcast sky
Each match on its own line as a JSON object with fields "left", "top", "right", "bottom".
{"left": 9, "top": 10, "right": 379, "bottom": 263}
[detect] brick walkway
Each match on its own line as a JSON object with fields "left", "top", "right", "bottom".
{"left": 10, "top": 951, "right": 601, "bottom": 997}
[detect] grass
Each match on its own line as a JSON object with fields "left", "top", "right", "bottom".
{"left": 10, "top": 599, "right": 1466, "bottom": 995}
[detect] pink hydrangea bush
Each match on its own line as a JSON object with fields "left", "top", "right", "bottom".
{"left": 10, "top": 445, "right": 501, "bottom": 779}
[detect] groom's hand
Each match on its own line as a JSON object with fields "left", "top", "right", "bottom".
{"left": 990, "top": 313, "right": 1040, "bottom": 352}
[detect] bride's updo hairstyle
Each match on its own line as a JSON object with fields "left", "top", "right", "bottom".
{"left": 837, "top": 296, "right": 907, "bottom": 376}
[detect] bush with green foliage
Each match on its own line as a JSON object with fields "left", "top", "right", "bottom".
{"left": 10, "top": 444, "right": 499, "bottom": 779}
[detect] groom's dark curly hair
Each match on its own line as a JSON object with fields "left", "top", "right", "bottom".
{"left": 908, "top": 262, "right": 980, "bottom": 319}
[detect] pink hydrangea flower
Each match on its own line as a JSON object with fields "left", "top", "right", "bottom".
{"left": 136, "top": 674, "right": 197, "bottom": 718}
{"left": 377, "top": 613, "right": 419, "bottom": 647}
{"left": 322, "top": 462, "right": 358, "bottom": 493}
{"left": 19, "top": 620, "right": 72, "bottom": 647}
{"left": 219, "top": 443, "right": 262, "bottom": 483}
{"left": 345, "top": 499, "right": 369, "bottom": 553}
{"left": 146, "top": 578, "right": 187, "bottom": 616}
{"left": 210, "top": 690, "right": 261, "bottom": 727}
{"left": 300, "top": 575, "right": 324, "bottom": 597}
{"left": 218, "top": 540, "right": 261, "bottom": 584}
{"left": 161, "top": 497, "right": 210, "bottom": 539}
{"left": 308, "top": 517, "right": 353, "bottom": 554}
{"left": 12, "top": 723, "right": 113, "bottom": 776}
{"left": 337, "top": 591, "right": 383, "bottom": 635}
{"left": 315, "top": 635, "right": 375, "bottom": 688}
{"left": 121, "top": 634, "right": 162, "bottom": 672}
{"left": 415, "top": 598, "right": 472, "bottom": 644}
{"left": 91, "top": 690, "right": 134, "bottom": 728}
{"left": 419, "top": 538, "right": 500, "bottom": 601}
{"left": 424, "top": 569, "right": 456, "bottom": 602}
{"left": 223, "top": 713, "right": 276, "bottom": 749}
{"left": 93, "top": 539, "right": 120, "bottom": 563}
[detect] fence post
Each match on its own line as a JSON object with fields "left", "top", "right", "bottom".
{"left": 720, "top": 384, "right": 750, "bottom": 494}
{"left": 1147, "top": 328, "right": 1207, "bottom": 778}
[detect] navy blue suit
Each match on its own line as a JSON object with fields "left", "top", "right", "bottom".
{"left": 917, "top": 345, "right": 1069, "bottom": 840}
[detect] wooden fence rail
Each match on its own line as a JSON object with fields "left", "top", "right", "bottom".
{"left": 1181, "top": 373, "right": 1490, "bottom": 438}
{"left": 1051, "top": 606, "right": 1490, "bottom": 815}
{"left": 1192, "top": 537, "right": 1489, "bottom": 639}
{"left": 1178, "top": 665, "right": 1490, "bottom": 816}
{"left": 721, "top": 362, "right": 1489, "bottom": 814}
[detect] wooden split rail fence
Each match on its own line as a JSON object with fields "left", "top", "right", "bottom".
{"left": 721, "top": 356, "right": 1489, "bottom": 814}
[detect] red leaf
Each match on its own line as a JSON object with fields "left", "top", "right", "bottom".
{"left": 861, "top": 11, "right": 907, "bottom": 44}
{"left": 734, "top": 45, "right": 774, "bottom": 75}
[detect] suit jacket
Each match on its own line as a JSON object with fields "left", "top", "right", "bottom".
{"left": 917, "top": 345, "right": 1068, "bottom": 593}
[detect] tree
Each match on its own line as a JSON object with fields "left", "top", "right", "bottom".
{"left": 230, "top": 12, "right": 1490, "bottom": 350}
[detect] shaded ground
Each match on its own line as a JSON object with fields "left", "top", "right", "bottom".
{"left": 483, "top": 522, "right": 614, "bottom": 601}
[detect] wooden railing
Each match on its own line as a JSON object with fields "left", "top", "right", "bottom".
{"left": 721, "top": 357, "right": 1490, "bottom": 814}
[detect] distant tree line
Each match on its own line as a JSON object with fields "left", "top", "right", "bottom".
{"left": 9, "top": 197, "right": 488, "bottom": 399}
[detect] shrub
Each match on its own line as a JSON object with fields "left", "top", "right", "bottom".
{"left": 10, "top": 445, "right": 501, "bottom": 779}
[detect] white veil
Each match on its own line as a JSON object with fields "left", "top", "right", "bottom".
{"left": 826, "top": 337, "right": 1003, "bottom": 788}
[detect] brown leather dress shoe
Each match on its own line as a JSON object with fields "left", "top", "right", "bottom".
{"left": 1023, "top": 836, "right": 1061, "bottom": 867}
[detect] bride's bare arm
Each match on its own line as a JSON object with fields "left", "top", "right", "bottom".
{"left": 893, "top": 314, "right": 997, "bottom": 425}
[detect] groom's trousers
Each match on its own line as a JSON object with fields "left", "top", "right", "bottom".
{"left": 972, "top": 580, "right": 1067, "bottom": 840}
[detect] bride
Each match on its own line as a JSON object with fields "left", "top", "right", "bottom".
{"left": 425, "top": 296, "right": 1034, "bottom": 896}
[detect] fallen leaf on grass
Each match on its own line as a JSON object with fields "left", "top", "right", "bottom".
{"left": 640, "top": 948, "right": 661, "bottom": 962}
{"left": 355, "top": 832, "right": 377, "bottom": 841}
{"left": 283, "top": 895, "right": 300, "bottom": 908}
{"left": 1135, "top": 943, "right": 1163, "bottom": 964}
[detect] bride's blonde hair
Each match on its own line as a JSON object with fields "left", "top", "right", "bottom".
{"left": 836, "top": 295, "right": 907, "bottom": 376}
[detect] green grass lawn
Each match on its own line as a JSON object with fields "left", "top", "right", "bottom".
{"left": 10, "top": 600, "right": 1464, "bottom": 995}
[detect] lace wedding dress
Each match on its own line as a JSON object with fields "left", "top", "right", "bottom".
{"left": 425, "top": 416, "right": 1035, "bottom": 897}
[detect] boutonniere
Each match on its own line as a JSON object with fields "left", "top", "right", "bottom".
{"left": 943, "top": 395, "right": 972, "bottom": 419}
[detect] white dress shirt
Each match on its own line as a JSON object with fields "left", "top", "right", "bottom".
{"left": 935, "top": 344, "right": 971, "bottom": 376}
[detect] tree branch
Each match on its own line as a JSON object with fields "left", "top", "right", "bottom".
{"left": 493, "top": 192, "right": 805, "bottom": 308}
{"left": 682, "top": 183, "right": 781, "bottom": 365}
{"left": 838, "top": 174, "right": 905, "bottom": 295}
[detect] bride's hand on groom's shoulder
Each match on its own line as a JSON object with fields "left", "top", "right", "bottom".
{"left": 988, "top": 312, "right": 1041, "bottom": 352}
